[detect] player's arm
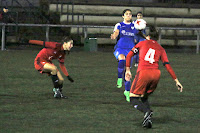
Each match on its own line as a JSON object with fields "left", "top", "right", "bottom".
{"left": 161, "top": 50, "right": 183, "bottom": 92}
{"left": 111, "top": 23, "right": 120, "bottom": 40}
{"left": 125, "top": 47, "right": 139, "bottom": 81}
{"left": 29, "top": 40, "right": 61, "bottom": 49}
{"left": 111, "top": 29, "right": 119, "bottom": 40}
{"left": 29, "top": 40, "right": 44, "bottom": 46}
{"left": 59, "top": 62, "right": 74, "bottom": 82}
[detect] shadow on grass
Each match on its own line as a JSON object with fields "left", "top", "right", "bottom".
{"left": 153, "top": 114, "right": 182, "bottom": 125}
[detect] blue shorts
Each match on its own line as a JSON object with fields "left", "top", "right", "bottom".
{"left": 113, "top": 48, "right": 132, "bottom": 59}
{"left": 114, "top": 48, "right": 135, "bottom": 67}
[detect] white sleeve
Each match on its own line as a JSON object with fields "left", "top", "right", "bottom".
{"left": 113, "top": 23, "right": 121, "bottom": 32}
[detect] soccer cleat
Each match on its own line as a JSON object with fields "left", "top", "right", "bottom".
{"left": 53, "top": 88, "right": 68, "bottom": 99}
{"left": 124, "top": 90, "right": 130, "bottom": 102}
{"left": 143, "top": 119, "right": 152, "bottom": 128}
{"left": 116, "top": 78, "right": 123, "bottom": 88}
{"left": 142, "top": 111, "right": 153, "bottom": 128}
{"left": 53, "top": 88, "right": 61, "bottom": 98}
{"left": 60, "top": 93, "right": 68, "bottom": 99}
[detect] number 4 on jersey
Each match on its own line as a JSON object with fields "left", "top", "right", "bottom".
{"left": 144, "top": 48, "right": 155, "bottom": 64}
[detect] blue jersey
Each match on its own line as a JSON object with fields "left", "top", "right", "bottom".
{"left": 114, "top": 22, "right": 138, "bottom": 49}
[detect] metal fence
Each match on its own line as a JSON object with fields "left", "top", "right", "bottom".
{"left": 0, "top": 23, "right": 200, "bottom": 54}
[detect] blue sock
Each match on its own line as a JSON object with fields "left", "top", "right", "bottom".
{"left": 118, "top": 60, "right": 126, "bottom": 78}
{"left": 124, "top": 80, "right": 131, "bottom": 91}
{"left": 134, "top": 53, "right": 139, "bottom": 63}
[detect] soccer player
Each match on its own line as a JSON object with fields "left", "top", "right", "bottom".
{"left": 0, "top": 7, "right": 14, "bottom": 23}
{"left": 133, "top": 12, "right": 146, "bottom": 67}
{"left": 30, "top": 36, "right": 74, "bottom": 99}
{"left": 0, "top": 7, "right": 15, "bottom": 47}
{"left": 125, "top": 26, "right": 183, "bottom": 128}
{"left": 110, "top": 9, "right": 137, "bottom": 102}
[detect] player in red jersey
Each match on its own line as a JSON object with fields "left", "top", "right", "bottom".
{"left": 125, "top": 26, "right": 183, "bottom": 128}
{"left": 30, "top": 36, "right": 74, "bottom": 99}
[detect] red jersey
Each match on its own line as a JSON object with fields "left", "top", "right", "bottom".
{"left": 126, "top": 39, "right": 177, "bottom": 79}
{"left": 35, "top": 43, "right": 65, "bottom": 64}
{"left": 130, "top": 39, "right": 169, "bottom": 72}
{"left": 34, "top": 41, "right": 69, "bottom": 76}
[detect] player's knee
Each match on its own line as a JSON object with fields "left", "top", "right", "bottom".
{"left": 51, "top": 66, "right": 58, "bottom": 75}
{"left": 118, "top": 54, "right": 125, "bottom": 60}
{"left": 59, "top": 78, "right": 64, "bottom": 84}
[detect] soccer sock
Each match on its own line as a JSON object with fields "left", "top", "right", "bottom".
{"left": 124, "top": 80, "right": 131, "bottom": 91}
{"left": 135, "top": 53, "right": 139, "bottom": 63}
{"left": 130, "top": 97, "right": 150, "bottom": 113}
{"left": 141, "top": 97, "right": 150, "bottom": 110}
{"left": 59, "top": 84, "right": 63, "bottom": 92}
{"left": 118, "top": 60, "right": 126, "bottom": 78}
{"left": 51, "top": 74, "right": 59, "bottom": 88}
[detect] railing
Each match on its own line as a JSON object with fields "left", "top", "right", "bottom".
{"left": 0, "top": 23, "right": 200, "bottom": 54}
{"left": 56, "top": 2, "right": 85, "bottom": 25}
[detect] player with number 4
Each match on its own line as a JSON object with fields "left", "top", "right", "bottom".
{"left": 125, "top": 26, "right": 183, "bottom": 128}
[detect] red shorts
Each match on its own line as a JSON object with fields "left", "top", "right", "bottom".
{"left": 34, "top": 57, "right": 53, "bottom": 74}
{"left": 130, "top": 69, "right": 161, "bottom": 95}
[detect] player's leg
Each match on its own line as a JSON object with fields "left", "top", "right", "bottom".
{"left": 124, "top": 71, "right": 131, "bottom": 102}
{"left": 123, "top": 49, "right": 135, "bottom": 102}
{"left": 142, "top": 70, "right": 160, "bottom": 128}
{"left": 55, "top": 71, "right": 67, "bottom": 98}
{"left": 117, "top": 54, "right": 126, "bottom": 88}
{"left": 143, "top": 69, "right": 161, "bottom": 110}
{"left": 56, "top": 71, "right": 64, "bottom": 90}
{"left": 141, "top": 95, "right": 150, "bottom": 110}
{"left": 42, "top": 63, "right": 64, "bottom": 98}
{"left": 43, "top": 63, "right": 59, "bottom": 88}
{"left": 130, "top": 95, "right": 153, "bottom": 128}
{"left": 129, "top": 70, "right": 153, "bottom": 128}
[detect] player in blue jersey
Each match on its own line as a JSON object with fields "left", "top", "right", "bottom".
{"left": 111, "top": 9, "right": 139, "bottom": 102}
{"left": 133, "top": 12, "right": 146, "bottom": 67}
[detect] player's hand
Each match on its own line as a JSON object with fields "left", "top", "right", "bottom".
{"left": 125, "top": 70, "right": 132, "bottom": 81}
{"left": 110, "top": 34, "right": 116, "bottom": 40}
{"left": 175, "top": 79, "right": 183, "bottom": 92}
{"left": 67, "top": 75, "right": 74, "bottom": 82}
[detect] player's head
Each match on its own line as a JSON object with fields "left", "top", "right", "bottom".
{"left": 148, "top": 25, "right": 159, "bottom": 41}
{"left": 136, "top": 12, "right": 143, "bottom": 19}
{"left": 122, "top": 9, "right": 132, "bottom": 22}
{"left": 3, "top": 7, "right": 8, "bottom": 13}
{"left": 62, "top": 36, "right": 73, "bottom": 51}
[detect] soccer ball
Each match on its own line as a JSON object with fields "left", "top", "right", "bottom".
{"left": 134, "top": 19, "right": 147, "bottom": 30}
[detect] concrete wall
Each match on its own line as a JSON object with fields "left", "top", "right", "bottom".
{"left": 50, "top": 4, "right": 143, "bottom": 15}
{"left": 50, "top": 4, "right": 200, "bottom": 16}
{"left": 60, "top": 14, "right": 200, "bottom": 27}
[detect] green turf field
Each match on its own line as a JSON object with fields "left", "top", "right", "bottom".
{"left": 0, "top": 48, "right": 199, "bottom": 133}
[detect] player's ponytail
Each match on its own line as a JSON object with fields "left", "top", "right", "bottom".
{"left": 148, "top": 25, "right": 159, "bottom": 41}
